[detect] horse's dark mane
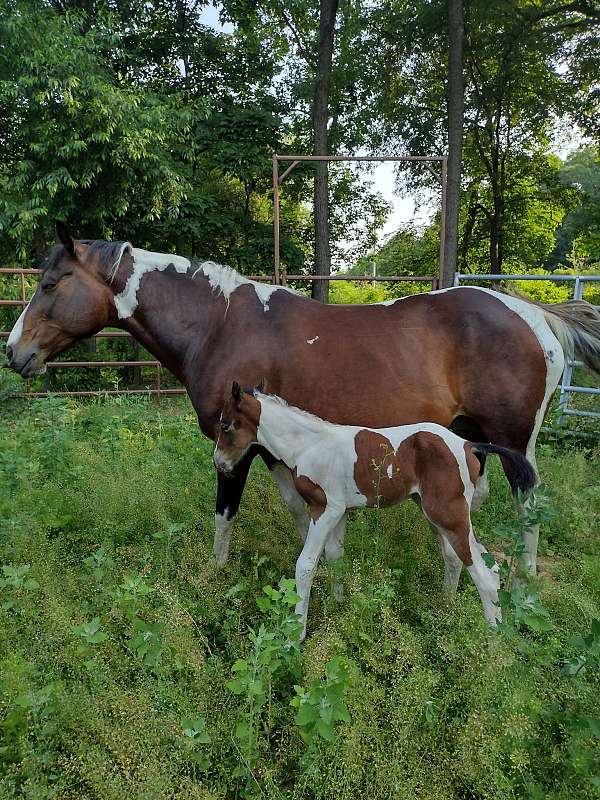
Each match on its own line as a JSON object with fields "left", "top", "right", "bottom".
{"left": 40, "top": 239, "right": 129, "bottom": 275}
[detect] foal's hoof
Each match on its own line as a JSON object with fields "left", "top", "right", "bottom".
{"left": 332, "top": 582, "right": 344, "bottom": 602}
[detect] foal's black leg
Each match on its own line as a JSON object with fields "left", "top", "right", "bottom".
{"left": 213, "top": 449, "right": 255, "bottom": 565}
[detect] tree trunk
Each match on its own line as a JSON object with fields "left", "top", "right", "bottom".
{"left": 442, "top": 0, "right": 464, "bottom": 288}
{"left": 489, "top": 189, "right": 504, "bottom": 275}
{"left": 311, "top": 0, "right": 339, "bottom": 303}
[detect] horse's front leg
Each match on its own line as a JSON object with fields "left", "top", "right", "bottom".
{"left": 295, "top": 507, "right": 345, "bottom": 641}
{"left": 213, "top": 449, "right": 255, "bottom": 566}
{"left": 270, "top": 463, "right": 311, "bottom": 543}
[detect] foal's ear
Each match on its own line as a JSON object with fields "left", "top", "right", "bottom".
{"left": 55, "top": 221, "right": 75, "bottom": 257}
{"left": 231, "top": 381, "right": 242, "bottom": 403}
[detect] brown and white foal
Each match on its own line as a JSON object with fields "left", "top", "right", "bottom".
{"left": 214, "top": 383, "right": 536, "bottom": 640}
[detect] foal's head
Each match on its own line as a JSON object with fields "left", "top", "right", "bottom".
{"left": 6, "top": 222, "right": 128, "bottom": 377}
{"left": 213, "top": 381, "right": 262, "bottom": 475}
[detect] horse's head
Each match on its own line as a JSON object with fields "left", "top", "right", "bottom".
{"left": 6, "top": 222, "right": 125, "bottom": 377}
{"left": 213, "top": 381, "right": 262, "bottom": 475}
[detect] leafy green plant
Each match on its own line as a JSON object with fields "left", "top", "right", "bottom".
{"left": 114, "top": 574, "right": 154, "bottom": 620}
{"left": 227, "top": 579, "right": 302, "bottom": 776}
{"left": 181, "top": 715, "right": 212, "bottom": 770}
{"left": 128, "top": 619, "right": 165, "bottom": 670}
{"left": 72, "top": 616, "right": 108, "bottom": 668}
{"left": 483, "top": 485, "right": 556, "bottom": 632}
{"left": 561, "top": 619, "right": 600, "bottom": 677}
{"left": 152, "top": 521, "right": 185, "bottom": 572}
{"left": 423, "top": 698, "right": 440, "bottom": 730}
{"left": 0, "top": 564, "right": 39, "bottom": 611}
{"left": 291, "top": 656, "right": 351, "bottom": 745}
{"left": 83, "top": 547, "right": 115, "bottom": 583}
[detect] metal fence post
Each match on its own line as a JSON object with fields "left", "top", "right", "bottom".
{"left": 557, "top": 276, "right": 584, "bottom": 425}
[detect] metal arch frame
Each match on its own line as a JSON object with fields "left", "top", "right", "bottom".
{"left": 272, "top": 153, "right": 448, "bottom": 287}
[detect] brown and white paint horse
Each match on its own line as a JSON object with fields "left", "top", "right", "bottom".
{"left": 214, "top": 382, "right": 537, "bottom": 639}
{"left": 6, "top": 223, "right": 600, "bottom": 574}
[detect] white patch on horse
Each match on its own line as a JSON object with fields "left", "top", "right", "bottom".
{"left": 193, "top": 261, "right": 299, "bottom": 312}
{"left": 213, "top": 511, "right": 233, "bottom": 566}
{"left": 307, "top": 336, "right": 319, "bottom": 344}
{"left": 113, "top": 247, "right": 192, "bottom": 319}
{"left": 7, "top": 299, "right": 32, "bottom": 348}
{"left": 465, "top": 526, "right": 501, "bottom": 625}
{"left": 386, "top": 463, "right": 393, "bottom": 479}
{"left": 460, "top": 286, "right": 563, "bottom": 470}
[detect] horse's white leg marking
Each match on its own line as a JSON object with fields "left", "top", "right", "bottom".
{"left": 471, "top": 463, "right": 489, "bottom": 513}
{"left": 519, "top": 444, "right": 541, "bottom": 577}
{"left": 270, "top": 463, "right": 310, "bottom": 543}
{"left": 325, "top": 516, "right": 346, "bottom": 601}
{"left": 213, "top": 511, "right": 233, "bottom": 567}
{"left": 433, "top": 528, "right": 463, "bottom": 592}
{"left": 295, "top": 507, "right": 345, "bottom": 641}
{"left": 465, "top": 526, "right": 501, "bottom": 625}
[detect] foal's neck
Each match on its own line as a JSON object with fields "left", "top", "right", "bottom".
{"left": 256, "top": 396, "right": 330, "bottom": 465}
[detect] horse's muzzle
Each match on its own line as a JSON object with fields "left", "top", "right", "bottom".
{"left": 5, "top": 344, "right": 46, "bottom": 377}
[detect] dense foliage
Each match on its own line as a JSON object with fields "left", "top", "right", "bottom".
{"left": 0, "top": 394, "right": 599, "bottom": 798}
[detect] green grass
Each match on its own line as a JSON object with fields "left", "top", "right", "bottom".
{"left": 0, "top": 395, "right": 599, "bottom": 799}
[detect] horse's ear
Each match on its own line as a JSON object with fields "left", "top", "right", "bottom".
{"left": 231, "top": 381, "right": 242, "bottom": 403}
{"left": 55, "top": 221, "right": 75, "bottom": 257}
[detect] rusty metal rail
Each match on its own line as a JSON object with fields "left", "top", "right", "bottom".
{"left": 1, "top": 237, "right": 439, "bottom": 399}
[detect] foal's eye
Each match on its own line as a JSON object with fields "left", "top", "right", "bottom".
{"left": 43, "top": 282, "right": 57, "bottom": 293}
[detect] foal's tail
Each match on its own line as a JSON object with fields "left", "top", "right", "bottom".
{"left": 471, "top": 443, "right": 537, "bottom": 496}
{"left": 514, "top": 293, "right": 600, "bottom": 375}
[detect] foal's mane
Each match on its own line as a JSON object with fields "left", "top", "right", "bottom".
{"left": 253, "top": 390, "right": 331, "bottom": 432}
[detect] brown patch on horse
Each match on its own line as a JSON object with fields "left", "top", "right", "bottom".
{"left": 353, "top": 429, "right": 416, "bottom": 506}
{"left": 354, "top": 429, "right": 473, "bottom": 566}
{"left": 291, "top": 468, "right": 327, "bottom": 521}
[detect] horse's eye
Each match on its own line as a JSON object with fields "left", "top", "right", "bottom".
{"left": 220, "top": 421, "right": 232, "bottom": 432}
{"left": 43, "top": 283, "right": 57, "bottom": 293}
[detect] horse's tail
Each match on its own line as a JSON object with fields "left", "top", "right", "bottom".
{"left": 515, "top": 293, "right": 600, "bottom": 375}
{"left": 470, "top": 443, "right": 537, "bottom": 496}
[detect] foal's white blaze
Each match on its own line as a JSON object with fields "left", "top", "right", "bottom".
{"left": 7, "top": 299, "right": 32, "bottom": 349}
{"left": 114, "top": 247, "right": 192, "bottom": 319}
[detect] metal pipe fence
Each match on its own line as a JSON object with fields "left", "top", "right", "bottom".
{"left": 454, "top": 272, "right": 600, "bottom": 426}
{"left": 1, "top": 266, "right": 438, "bottom": 399}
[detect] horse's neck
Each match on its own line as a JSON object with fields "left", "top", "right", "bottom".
{"left": 113, "top": 267, "right": 222, "bottom": 384}
{"left": 256, "top": 398, "right": 329, "bottom": 464}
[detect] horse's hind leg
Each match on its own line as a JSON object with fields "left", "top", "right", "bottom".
{"left": 325, "top": 517, "right": 346, "bottom": 600}
{"left": 433, "top": 526, "right": 463, "bottom": 592}
{"left": 465, "top": 525, "right": 501, "bottom": 625}
{"left": 519, "top": 442, "right": 541, "bottom": 576}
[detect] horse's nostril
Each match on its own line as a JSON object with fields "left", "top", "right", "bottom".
{"left": 5, "top": 344, "right": 13, "bottom": 363}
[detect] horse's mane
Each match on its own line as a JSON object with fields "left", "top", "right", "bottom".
{"left": 254, "top": 390, "right": 331, "bottom": 432}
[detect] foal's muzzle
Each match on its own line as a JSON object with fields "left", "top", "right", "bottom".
{"left": 213, "top": 450, "right": 236, "bottom": 477}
